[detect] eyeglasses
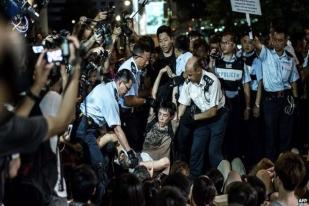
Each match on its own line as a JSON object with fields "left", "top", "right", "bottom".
{"left": 122, "top": 82, "right": 131, "bottom": 91}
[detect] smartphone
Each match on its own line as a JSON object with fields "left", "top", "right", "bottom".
{"left": 46, "top": 49, "right": 63, "bottom": 63}
{"left": 32, "top": 45, "right": 44, "bottom": 54}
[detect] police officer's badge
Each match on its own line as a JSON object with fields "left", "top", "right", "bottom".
{"left": 131, "top": 62, "right": 137, "bottom": 75}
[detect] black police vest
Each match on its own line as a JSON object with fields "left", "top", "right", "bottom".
{"left": 242, "top": 52, "right": 258, "bottom": 80}
{"left": 215, "top": 57, "right": 244, "bottom": 91}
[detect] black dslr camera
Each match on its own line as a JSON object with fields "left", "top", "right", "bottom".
{"left": 115, "top": 15, "right": 133, "bottom": 37}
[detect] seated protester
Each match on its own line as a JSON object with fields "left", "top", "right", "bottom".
{"left": 69, "top": 165, "right": 98, "bottom": 206}
{"left": 271, "top": 152, "right": 306, "bottom": 206}
{"left": 162, "top": 173, "right": 191, "bottom": 201}
{"left": 245, "top": 176, "right": 268, "bottom": 206}
{"left": 139, "top": 101, "right": 176, "bottom": 175}
{"left": 142, "top": 179, "right": 161, "bottom": 206}
{"left": 108, "top": 173, "right": 145, "bottom": 206}
{"left": 191, "top": 176, "right": 217, "bottom": 206}
{"left": 226, "top": 181, "right": 258, "bottom": 206}
{"left": 154, "top": 186, "right": 187, "bottom": 206}
{"left": 206, "top": 168, "right": 225, "bottom": 195}
{"left": 100, "top": 101, "right": 176, "bottom": 175}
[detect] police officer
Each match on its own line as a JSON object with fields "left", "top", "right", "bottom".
{"left": 253, "top": 27, "right": 299, "bottom": 161}
{"left": 209, "top": 31, "right": 251, "bottom": 160}
{"left": 118, "top": 41, "right": 155, "bottom": 152}
{"left": 76, "top": 69, "right": 138, "bottom": 185}
{"left": 177, "top": 56, "right": 227, "bottom": 178}
{"left": 240, "top": 34, "right": 263, "bottom": 166}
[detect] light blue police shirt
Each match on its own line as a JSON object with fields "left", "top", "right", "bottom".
{"left": 80, "top": 81, "right": 121, "bottom": 127}
{"left": 258, "top": 45, "right": 299, "bottom": 92}
{"left": 243, "top": 52, "right": 263, "bottom": 91}
{"left": 118, "top": 57, "right": 143, "bottom": 108}
{"left": 176, "top": 52, "right": 193, "bottom": 76}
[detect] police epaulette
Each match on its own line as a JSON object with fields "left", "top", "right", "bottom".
{"left": 285, "top": 50, "right": 294, "bottom": 58}
{"left": 203, "top": 75, "right": 214, "bottom": 92}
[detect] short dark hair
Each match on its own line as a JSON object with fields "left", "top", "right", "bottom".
{"left": 162, "top": 173, "right": 191, "bottom": 199}
{"left": 154, "top": 186, "right": 186, "bottom": 206}
{"left": 157, "top": 25, "right": 173, "bottom": 38}
{"left": 71, "top": 165, "right": 98, "bottom": 203}
{"left": 111, "top": 173, "right": 145, "bottom": 206}
{"left": 138, "top": 36, "right": 155, "bottom": 53}
{"left": 133, "top": 41, "right": 151, "bottom": 56}
{"left": 206, "top": 168, "right": 224, "bottom": 195}
{"left": 193, "top": 39, "right": 209, "bottom": 55}
{"left": 209, "top": 34, "right": 221, "bottom": 45}
{"left": 158, "top": 101, "right": 176, "bottom": 116}
{"left": 227, "top": 182, "right": 258, "bottom": 206}
{"left": 222, "top": 31, "right": 237, "bottom": 43}
{"left": 275, "top": 152, "right": 306, "bottom": 191}
{"left": 143, "top": 179, "right": 161, "bottom": 206}
{"left": 246, "top": 176, "right": 267, "bottom": 206}
{"left": 192, "top": 176, "right": 216, "bottom": 206}
{"left": 116, "top": 69, "right": 134, "bottom": 83}
{"left": 174, "top": 35, "right": 190, "bottom": 52}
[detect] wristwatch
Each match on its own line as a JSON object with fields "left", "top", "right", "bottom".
{"left": 26, "top": 89, "right": 40, "bottom": 102}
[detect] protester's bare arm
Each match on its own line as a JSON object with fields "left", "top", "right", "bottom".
{"left": 45, "top": 36, "right": 81, "bottom": 139}
{"left": 152, "top": 66, "right": 169, "bottom": 99}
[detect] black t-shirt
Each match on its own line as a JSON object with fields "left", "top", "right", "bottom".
{"left": 150, "top": 51, "right": 176, "bottom": 85}
{"left": 0, "top": 114, "right": 48, "bottom": 157}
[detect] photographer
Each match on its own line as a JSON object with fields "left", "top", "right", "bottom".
{"left": 0, "top": 21, "right": 81, "bottom": 203}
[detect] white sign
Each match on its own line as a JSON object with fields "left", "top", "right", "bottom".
{"left": 230, "top": 0, "right": 262, "bottom": 15}
{"left": 131, "top": 0, "right": 165, "bottom": 35}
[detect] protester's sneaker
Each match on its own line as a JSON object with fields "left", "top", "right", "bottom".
{"left": 217, "top": 159, "right": 231, "bottom": 182}
{"left": 231, "top": 157, "right": 246, "bottom": 176}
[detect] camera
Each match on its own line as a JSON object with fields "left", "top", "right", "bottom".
{"left": 43, "top": 34, "right": 70, "bottom": 63}
{"left": 210, "top": 52, "right": 220, "bottom": 59}
{"left": 32, "top": 45, "right": 44, "bottom": 54}
{"left": 82, "top": 49, "right": 108, "bottom": 75}
{"left": 45, "top": 49, "right": 63, "bottom": 63}
{"left": 115, "top": 16, "right": 133, "bottom": 37}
